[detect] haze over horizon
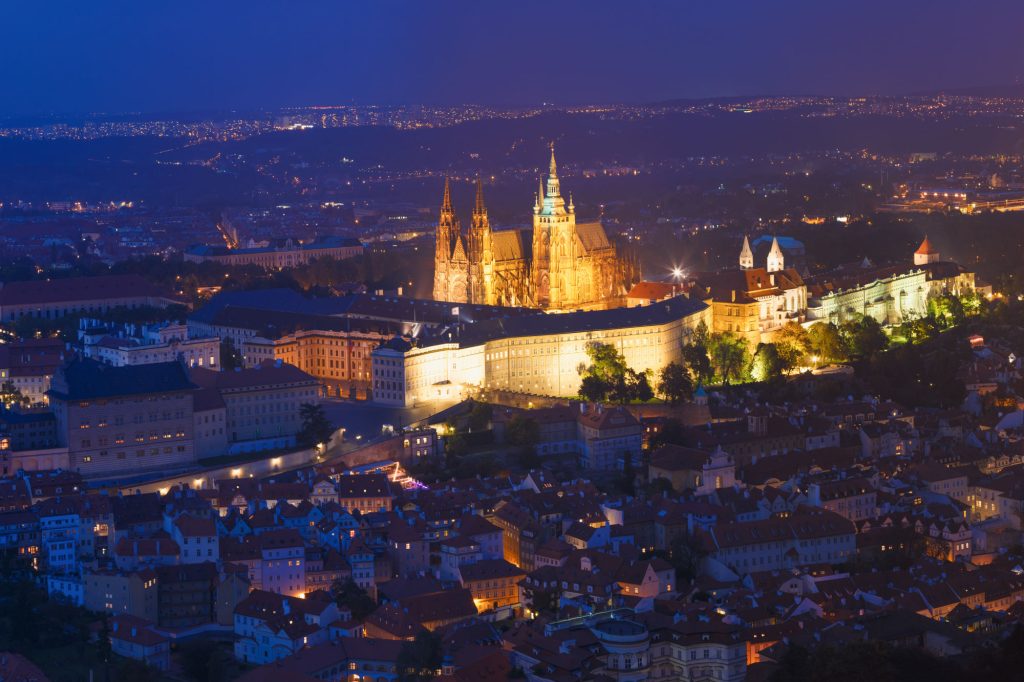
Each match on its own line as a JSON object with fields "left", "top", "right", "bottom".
{"left": 2, "top": 0, "right": 1022, "bottom": 117}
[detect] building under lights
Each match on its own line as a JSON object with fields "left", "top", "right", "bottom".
{"left": 372, "top": 295, "right": 711, "bottom": 407}
{"left": 433, "top": 147, "right": 639, "bottom": 311}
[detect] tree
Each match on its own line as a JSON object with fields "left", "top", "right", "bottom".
{"left": 467, "top": 401, "right": 492, "bottom": 432}
{"left": 750, "top": 343, "right": 785, "bottom": 382}
{"left": 840, "top": 315, "right": 888, "bottom": 360}
{"left": 929, "top": 293, "right": 966, "bottom": 328}
{"left": 657, "top": 362, "right": 693, "bottom": 405}
{"left": 707, "top": 332, "right": 750, "bottom": 384}
{"left": 578, "top": 342, "right": 629, "bottom": 402}
{"left": 297, "top": 403, "right": 334, "bottom": 447}
{"left": 681, "top": 342, "right": 713, "bottom": 385}
{"left": 397, "top": 629, "right": 443, "bottom": 682}
{"left": 774, "top": 321, "right": 812, "bottom": 368}
{"left": 219, "top": 337, "right": 242, "bottom": 370}
{"left": 578, "top": 342, "right": 651, "bottom": 403}
{"left": 649, "top": 418, "right": 685, "bottom": 449}
{"left": 179, "top": 640, "right": 230, "bottom": 682}
{"left": 691, "top": 319, "right": 710, "bottom": 348}
{"left": 505, "top": 415, "right": 540, "bottom": 452}
{"left": 807, "top": 322, "right": 846, "bottom": 364}
{"left": 0, "top": 381, "right": 29, "bottom": 409}
{"left": 623, "top": 368, "right": 654, "bottom": 404}
{"left": 645, "top": 476, "right": 676, "bottom": 498}
{"left": 667, "top": 532, "right": 707, "bottom": 584}
{"left": 579, "top": 374, "right": 610, "bottom": 402}
{"left": 330, "top": 578, "right": 377, "bottom": 620}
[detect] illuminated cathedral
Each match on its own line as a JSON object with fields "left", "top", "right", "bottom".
{"left": 433, "top": 148, "right": 638, "bottom": 311}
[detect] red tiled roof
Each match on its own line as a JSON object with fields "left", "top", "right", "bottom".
{"left": 627, "top": 281, "right": 678, "bottom": 301}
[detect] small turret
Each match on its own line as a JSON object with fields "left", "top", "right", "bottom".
{"left": 914, "top": 235, "right": 939, "bottom": 266}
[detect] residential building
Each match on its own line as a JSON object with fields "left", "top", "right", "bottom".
{"left": 191, "top": 361, "right": 319, "bottom": 451}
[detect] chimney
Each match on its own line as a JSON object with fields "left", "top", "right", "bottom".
{"left": 731, "top": 290, "right": 736, "bottom": 302}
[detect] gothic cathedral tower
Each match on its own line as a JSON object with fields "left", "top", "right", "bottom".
{"left": 433, "top": 178, "right": 470, "bottom": 303}
{"left": 531, "top": 145, "right": 575, "bottom": 309}
{"left": 467, "top": 178, "right": 494, "bottom": 305}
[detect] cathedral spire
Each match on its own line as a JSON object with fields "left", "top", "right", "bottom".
{"left": 545, "top": 145, "right": 561, "bottom": 200}
{"left": 474, "top": 177, "right": 486, "bottom": 215}
{"left": 441, "top": 176, "right": 453, "bottom": 213}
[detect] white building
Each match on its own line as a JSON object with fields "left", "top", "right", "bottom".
{"left": 81, "top": 322, "right": 220, "bottom": 369}
{"left": 372, "top": 296, "right": 710, "bottom": 407}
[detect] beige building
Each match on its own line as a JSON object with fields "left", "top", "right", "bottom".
{"left": 191, "top": 361, "right": 320, "bottom": 448}
{"left": 372, "top": 296, "right": 710, "bottom": 407}
{"left": 243, "top": 325, "right": 390, "bottom": 400}
{"left": 47, "top": 359, "right": 197, "bottom": 480}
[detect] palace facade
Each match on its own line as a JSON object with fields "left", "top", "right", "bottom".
{"left": 433, "top": 148, "right": 638, "bottom": 311}
{"left": 372, "top": 296, "right": 711, "bottom": 407}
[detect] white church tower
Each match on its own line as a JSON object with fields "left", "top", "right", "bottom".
{"left": 739, "top": 235, "right": 754, "bottom": 270}
{"left": 766, "top": 237, "right": 785, "bottom": 273}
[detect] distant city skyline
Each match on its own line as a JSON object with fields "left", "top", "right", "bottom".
{"left": 1, "top": 0, "right": 1022, "bottom": 116}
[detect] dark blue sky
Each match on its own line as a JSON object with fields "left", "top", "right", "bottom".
{"left": 1, "top": 0, "right": 1022, "bottom": 115}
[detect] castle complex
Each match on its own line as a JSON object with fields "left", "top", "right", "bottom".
{"left": 433, "top": 148, "right": 638, "bottom": 311}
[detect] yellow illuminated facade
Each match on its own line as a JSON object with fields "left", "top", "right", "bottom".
{"left": 433, "top": 148, "right": 638, "bottom": 311}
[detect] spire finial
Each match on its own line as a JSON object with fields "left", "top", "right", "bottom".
{"left": 549, "top": 142, "right": 558, "bottom": 177}
{"left": 474, "top": 177, "right": 486, "bottom": 215}
{"left": 568, "top": 192, "right": 575, "bottom": 213}
{"left": 539, "top": 175, "right": 544, "bottom": 201}
{"left": 441, "top": 176, "right": 452, "bottom": 212}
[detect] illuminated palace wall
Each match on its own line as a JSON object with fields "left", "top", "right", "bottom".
{"left": 372, "top": 298, "right": 711, "bottom": 407}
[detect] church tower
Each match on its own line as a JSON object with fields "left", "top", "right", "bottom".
{"left": 739, "top": 235, "right": 754, "bottom": 270}
{"left": 432, "top": 178, "right": 469, "bottom": 303}
{"left": 766, "top": 237, "right": 785, "bottom": 273}
{"left": 467, "top": 178, "right": 494, "bottom": 305}
{"left": 532, "top": 144, "right": 575, "bottom": 309}
{"left": 914, "top": 235, "right": 939, "bottom": 266}
{"left": 433, "top": 178, "right": 455, "bottom": 302}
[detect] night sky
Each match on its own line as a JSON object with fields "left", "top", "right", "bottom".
{"left": 2, "top": 0, "right": 1022, "bottom": 115}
